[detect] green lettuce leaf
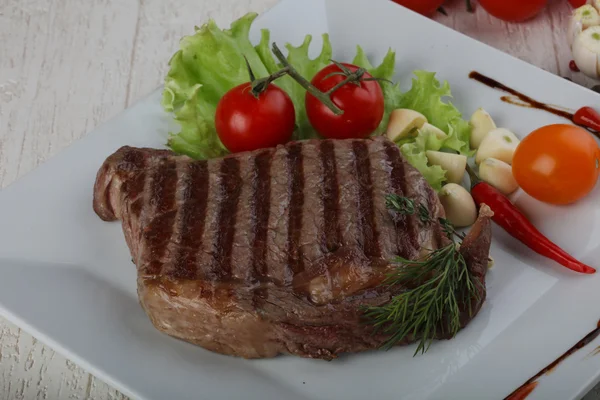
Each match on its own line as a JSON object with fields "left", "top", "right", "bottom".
{"left": 400, "top": 131, "right": 447, "bottom": 191}
{"left": 396, "top": 70, "right": 472, "bottom": 156}
{"left": 391, "top": 71, "right": 472, "bottom": 190}
{"left": 162, "top": 13, "right": 270, "bottom": 159}
{"left": 255, "top": 30, "right": 333, "bottom": 140}
{"left": 352, "top": 46, "right": 401, "bottom": 134}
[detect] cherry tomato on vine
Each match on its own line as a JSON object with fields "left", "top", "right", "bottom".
{"left": 478, "top": 0, "right": 547, "bottom": 22}
{"left": 305, "top": 63, "right": 384, "bottom": 140}
{"left": 391, "top": 0, "right": 446, "bottom": 17}
{"left": 215, "top": 82, "right": 295, "bottom": 153}
{"left": 512, "top": 124, "right": 600, "bottom": 205}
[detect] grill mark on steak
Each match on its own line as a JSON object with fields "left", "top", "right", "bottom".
{"left": 383, "top": 141, "right": 418, "bottom": 258}
{"left": 212, "top": 157, "right": 242, "bottom": 279}
{"left": 352, "top": 141, "right": 380, "bottom": 258}
{"left": 122, "top": 147, "right": 146, "bottom": 168}
{"left": 368, "top": 139, "right": 400, "bottom": 260}
{"left": 138, "top": 160, "right": 157, "bottom": 233}
{"left": 320, "top": 140, "right": 340, "bottom": 253}
{"left": 149, "top": 160, "right": 178, "bottom": 214}
{"left": 118, "top": 169, "right": 148, "bottom": 263}
{"left": 287, "top": 142, "right": 305, "bottom": 276}
{"left": 169, "top": 160, "right": 209, "bottom": 280}
{"left": 142, "top": 159, "right": 178, "bottom": 275}
{"left": 252, "top": 150, "right": 274, "bottom": 279}
{"left": 422, "top": 175, "right": 447, "bottom": 251}
{"left": 124, "top": 171, "right": 147, "bottom": 208}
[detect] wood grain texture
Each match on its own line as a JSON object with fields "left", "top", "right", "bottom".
{"left": 1, "top": 0, "right": 599, "bottom": 399}
{"left": 436, "top": 0, "right": 599, "bottom": 88}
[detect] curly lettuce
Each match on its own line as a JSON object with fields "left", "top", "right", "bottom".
{"left": 392, "top": 71, "right": 472, "bottom": 190}
{"left": 161, "top": 13, "right": 471, "bottom": 190}
{"left": 255, "top": 30, "right": 333, "bottom": 139}
{"left": 397, "top": 71, "right": 471, "bottom": 155}
{"left": 352, "top": 46, "right": 401, "bottom": 133}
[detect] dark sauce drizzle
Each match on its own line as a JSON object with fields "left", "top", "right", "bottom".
{"left": 504, "top": 319, "right": 600, "bottom": 400}
{"left": 468, "top": 71, "right": 600, "bottom": 140}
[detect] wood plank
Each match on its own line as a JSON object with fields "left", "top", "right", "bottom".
{"left": 0, "top": 0, "right": 139, "bottom": 399}
{"left": 0, "top": 0, "right": 139, "bottom": 189}
{"left": 126, "top": 0, "right": 279, "bottom": 105}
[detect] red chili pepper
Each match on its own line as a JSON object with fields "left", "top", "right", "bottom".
{"left": 466, "top": 166, "right": 596, "bottom": 275}
{"left": 569, "top": 60, "right": 580, "bottom": 72}
{"left": 574, "top": 107, "right": 600, "bottom": 133}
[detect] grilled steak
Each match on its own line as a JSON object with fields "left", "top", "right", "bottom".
{"left": 93, "top": 137, "right": 492, "bottom": 360}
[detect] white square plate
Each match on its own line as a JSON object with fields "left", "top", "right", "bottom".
{"left": 2, "top": 0, "right": 600, "bottom": 399}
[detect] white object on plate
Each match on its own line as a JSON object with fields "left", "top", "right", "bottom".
{"left": 1, "top": 1, "right": 600, "bottom": 399}
{"left": 470, "top": 107, "right": 497, "bottom": 149}
{"left": 568, "top": 5, "right": 600, "bottom": 49}
{"left": 573, "top": 25, "right": 600, "bottom": 79}
{"left": 386, "top": 108, "right": 427, "bottom": 142}
{"left": 426, "top": 150, "right": 467, "bottom": 184}
{"left": 475, "top": 128, "right": 520, "bottom": 165}
{"left": 420, "top": 122, "right": 448, "bottom": 140}
{"left": 479, "top": 158, "right": 519, "bottom": 195}
{"left": 589, "top": 0, "right": 600, "bottom": 13}
{"left": 438, "top": 183, "right": 477, "bottom": 227}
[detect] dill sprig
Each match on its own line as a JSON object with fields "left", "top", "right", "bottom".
{"left": 385, "top": 194, "right": 464, "bottom": 241}
{"left": 363, "top": 194, "right": 480, "bottom": 355}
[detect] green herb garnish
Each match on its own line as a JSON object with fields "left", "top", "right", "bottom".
{"left": 363, "top": 194, "right": 480, "bottom": 355}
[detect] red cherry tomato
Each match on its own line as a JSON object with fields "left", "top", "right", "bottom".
{"left": 478, "top": 0, "right": 547, "bottom": 22}
{"left": 305, "top": 63, "right": 384, "bottom": 140}
{"left": 391, "top": 0, "right": 446, "bottom": 16}
{"left": 569, "top": 0, "right": 587, "bottom": 7}
{"left": 215, "top": 82, "right": 295, "bottom": 153}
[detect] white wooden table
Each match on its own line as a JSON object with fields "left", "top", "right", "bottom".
{"left": 1, "top": 0, "right": 599, "bottom": 398}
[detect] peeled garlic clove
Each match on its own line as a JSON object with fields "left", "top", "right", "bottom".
{"left": 573, "top": 26, "right": 600, "bottom": 78}
{"left": 588, "top": 0, "right": 600, "bottom": 14}
{"left": 438, "top": 183, "right": 477, "bottom": 228}
{"left": 420, "top": 123, "right": 448, "bottom": 140}
{"left": 386, "top": 109, "right": 427, "bottom": 143}
{"left": 426, "top": 151, "right": 467, "bottom": 184}
{"left": 569, "top": 5, "right": 600, "bottom": 49}
{"left": 470, "top": 108, "right": 497, "bottom": 149}
{"left": 475, "top": 128, "right": 520, "bottom": 165}
{"left": 479, "top": 158, "right": 519, "bottom": 195}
